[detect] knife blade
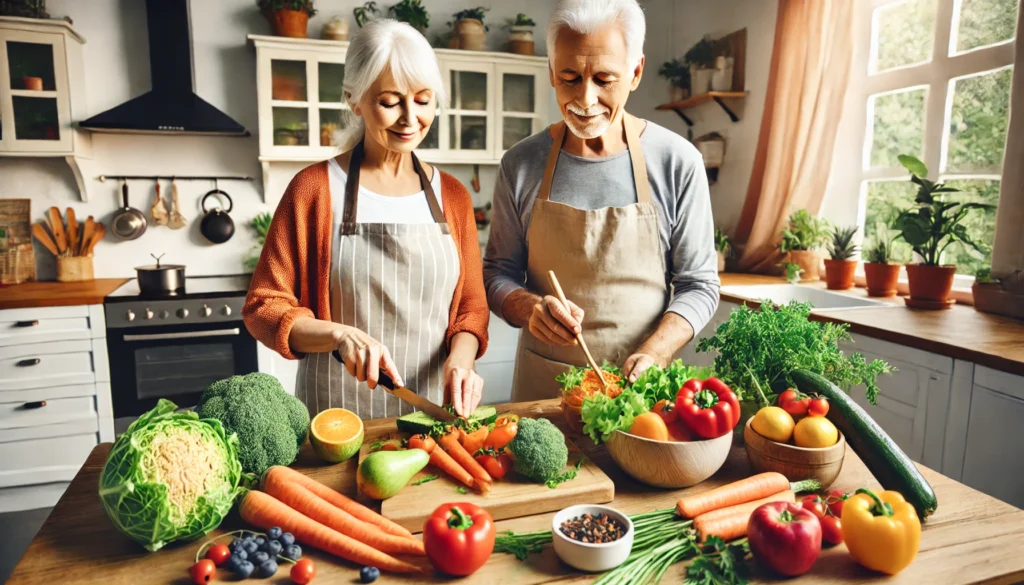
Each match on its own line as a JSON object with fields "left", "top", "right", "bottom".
{"left": 331, "top": 350, "right": 455, "bottom": 421}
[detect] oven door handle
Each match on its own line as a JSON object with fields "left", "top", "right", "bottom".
{"left": 122, "top": 328, "right": 241, "bottom": 342}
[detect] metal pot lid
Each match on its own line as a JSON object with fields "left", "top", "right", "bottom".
{"left": 135, "top": 264, "right": 186, "bottom": 271}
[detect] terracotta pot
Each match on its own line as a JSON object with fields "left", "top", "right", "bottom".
{"left": 507, "top": 26, "right": 534, "bottom": 55}
{"left": 787, "top": 250, "right": 822, "bottom": 281}
{"left": 823, "top": 259, "right": 857, "bottom": 290}
{"left": 269, "top": 8, "right": 309, "bottom": 38}
{"left": 864, "top": 262, "right": 901, "bottom": 297}
{"left": 22, "top": 77, "right": 43, "bottom": 91}
{"left": 906, "top": 264, "right": 956, "bottom": 302}
{"left": 455, "top": 18, "right": 486, "bottom": 51}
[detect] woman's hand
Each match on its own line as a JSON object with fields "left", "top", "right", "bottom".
{"left": 529, "top": 295, "right": 584, "bottom": 346}
{"left": 445, "top": 356, "right": 484, "bottom": 417}
{"left": 333, "top": 324, "right": 403, "bottom": 390}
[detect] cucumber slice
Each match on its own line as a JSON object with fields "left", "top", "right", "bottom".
{"left": 396, "top": 406, "right": 498, "bottom": 435}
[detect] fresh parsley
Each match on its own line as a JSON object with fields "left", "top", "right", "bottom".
{"left": 412, "top": 474, "right": 438, "bottom": 486}
{"left": 455, "top": 486, "right": 468, "bottom": 494}
{"left": 545, "top": 458, "right": 585, "bottom": 489}
{"left": 684, "top": 537, "right": 751, "bottom": 585}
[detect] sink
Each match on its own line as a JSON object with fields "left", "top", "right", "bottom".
{"left": 719, "top": 284, "right": 889, "bottom": 310}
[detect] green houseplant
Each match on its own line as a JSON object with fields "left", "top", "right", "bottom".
{"left": 504, "top": 13, "right": 536, "bottom": 55}
{"left": 714, "top": 227, "right": 732, "bottom": 272}
{"left": 257, "top": 0, "right": 316, "bottom": 38}
{"left": 863, "top": 222, "right": 901, "bottom": 297}
{"left": 388, "top": 0, "right": 429, "bottom": 33}
{"left": 451, "top": 7, "right": 489, "bottom": 50}
{"left": 893, "top": 154, "right": 995, "bottom": 307}
{"left": 353, "top": 1, "right": 379, "bottom": 27}
{"left": 823, "top": 225, "right": 859, "bottom": 290}
{"left": 685, "top": 35, "right": 716, "bottom": 95}
{"left": 658, "top": 58, "right": 691, "bottom": 102}
{"left": 244, "top": 212, "right": 274, "bottom": 273}
{"left": 779, "top": 209, "right": 830, "bottom": 282}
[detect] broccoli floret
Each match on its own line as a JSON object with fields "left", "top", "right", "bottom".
{"left": 508, "top": 417, "right": 568, "bottom": 482}
{"left": 196, "top": 373, "right": 309, "bottom": 476}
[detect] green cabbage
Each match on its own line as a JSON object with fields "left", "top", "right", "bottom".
{"left": 98, "top": 399, "right": 242, "bottom": 552}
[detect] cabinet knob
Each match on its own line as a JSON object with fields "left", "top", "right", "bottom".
{"left": 126, "top": 309, "right": 136, "bottom": 322}
{"left": 177, "top": 308, "right": 189, "bottom": 319}
{"left": 21, "top": 401, "right": 46, "bottom": 410}
{"left": 160, "top": 310, "right": 170, "bottom": 319}
{"left": 144, "top": 308, "right": 154, "bottom": 320}
{"left": 221, "top": 305, "right": 232, "bottom": 316}
{"left": 201, "top": 304, "right": 212, "bottom": 317}
{"left": 16, "top": 358, "right": 41, "bottom": 367}
{"left": 14, "top": 320, "right": 39, "bottom": 328}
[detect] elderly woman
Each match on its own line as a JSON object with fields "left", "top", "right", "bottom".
{"left": 244, "top": 19, "right": 488, "bottom": 420}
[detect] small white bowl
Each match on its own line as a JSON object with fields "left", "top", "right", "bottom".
{"left": 551, "top": 504, "right": 634, "bottom": 572}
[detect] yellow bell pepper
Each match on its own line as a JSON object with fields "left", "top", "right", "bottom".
{"left": 841, "top": 488, "right": 921, "bottom": 575}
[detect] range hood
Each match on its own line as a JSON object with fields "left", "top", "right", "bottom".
{"left": 79, "top": 0, "right": 249, "bottom": 136}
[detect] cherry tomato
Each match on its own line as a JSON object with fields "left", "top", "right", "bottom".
{"left": 204, "top": 543, "right": 231, "bottom": 567}
{"left": 290, "top": 558, "right": 317, "bottom": 584}
{"left": 483, "top": 422, "right": 518, "bottom": 451}
{"left": 778, "top": 389, "right": 810, "bottom": 417}
{"left": 474, "top": 452, "right": 512, "bottom": 479}
{"left": 807, "top": 396, "right": 829, "bottom": 417}
{"left": 801, "top": 494, "right": 826, "bottom": 519}
{"left": 652, "top": 399, "right": 679, "bottom": 425}
{"left": 820, "top": 515, "right": 843, "bottom": 546}
{"left": 190, "top": 559, "right": 216, "bottom": 584}
{"left": 825, "top": 488, "right": 850, "bottom": 517}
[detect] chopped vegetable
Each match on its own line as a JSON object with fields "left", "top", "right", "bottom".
{"left": 675, "top": 473, "right": 820, "bottom": 518}
{"left": 459, "top": 426, "right": 488, "bottom": 455}
{"left": 507, "top": 417, "right": 568, "bottom": 482}
{"left": 558, "top": 363, "right": 624, "bottom": 407}
{"left": 412, "top": 474, "right": 439, "bottom": 485}
{"left": 544, "top": 458, "right": 584, "bottom": 489}
{"left": 439, "top": 431, "right": 493, "bottom": 486}
{"left": 841, "top": 489, "right": 921, "bottom": 575}
{"left": 396, "top": 406, "right": 497, "bottom": 435}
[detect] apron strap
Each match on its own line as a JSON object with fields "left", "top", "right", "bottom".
{"left": 341, "top": 139, "right": 446, "bottom": 225}
{"left": 536, "top": 114, "right": 651, "bottom": 204}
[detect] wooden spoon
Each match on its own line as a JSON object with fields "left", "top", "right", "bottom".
{"left": 80, "top": 217, "right": 95, "bottom": 256}
{"left": 547, "top": 270, "right": 608, "bottom": 389}
{"left": 66, "top": 207, "right": 79, "bottom": 256}
{"left": 86, "top": 223, "right": 106, "bottom": 255}
{"left": 48, "top": 207, "right": 67, "bottom": 256}
{"left": 32, "top": 222, "right": 59, "bottom": 256}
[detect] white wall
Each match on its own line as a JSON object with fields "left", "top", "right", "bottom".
{"left": 0, "top": 0, "right": 554, "bottom": 280}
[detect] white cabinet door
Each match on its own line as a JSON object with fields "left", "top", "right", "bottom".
{"left": 677, "top": 301, "right": 739, "bottom": 367}
{"left": 478, "top": 315, "right": 520, "bottom": 406}
{"left": 0, "top": 29, "right": 72, "bottom": 153}
{"left": 957, "top": 366, "right": 1024, "bottom": 509}
{"left": 440, "top": 58, "right": 495, "bottom": 163}
{"left": 495, "top": 63, "right": 546, "bottom": 158}
{"left": 257, "top": 342, "right": 299, "bottom": 397}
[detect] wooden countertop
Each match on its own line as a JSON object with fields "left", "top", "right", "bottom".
{"left": 718, "top": 273, "right": 1024, "bottom": 376}
{"left": 9, "top": 400, "right": 1024, "bottom": 585}
{"left": 0, "top": 279, "right": 128, "bottom": 310}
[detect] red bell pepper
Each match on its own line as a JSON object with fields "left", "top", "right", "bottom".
{"left": 675, "top": 377, "right": 741, "bottom": 439}
{"left": 422, "top": 502, "right": 495, "bottom": 576}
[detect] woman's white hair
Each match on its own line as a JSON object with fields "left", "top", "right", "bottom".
{"left": 546, "top": 0, "right": 646, "bottom": 69}
{"left": 336, "top": 19, "right": 447, "bottom": 150}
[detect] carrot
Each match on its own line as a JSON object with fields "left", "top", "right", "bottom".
{"left": 409, "top": 434, "right": 436, "bottom": 453}
{"left": 460, "top": 426, "right": 488, "bottom": 455}
{"left": 239, "top": 490, "right": 423, "bottom": 574}
{"left": 411, "top": 437, "right": 480, "bottom": 491}
{"left": 693, "top": 490, "right": 796, "bottom": 542}
{"left": 676, "top": 472, "right": 790, "bottom": 518}
{"left": 262, "top": 466, "right": 414, "bottom": 540}
{"left": 262, "top": 467, "right": 425, "bottom": 556}
{"left": 439, "top": 430, "right": 493, "bottom": 486}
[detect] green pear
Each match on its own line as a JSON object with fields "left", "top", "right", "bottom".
{"left": 357, "top": 448, "right": 430, "bottom": 500}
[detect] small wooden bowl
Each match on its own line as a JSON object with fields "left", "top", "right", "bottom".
{"left": 743, "top": 418, "right": 845, "bottom": 488}
{"left": 606, "top": 430, "right": 732, "bottom": 488}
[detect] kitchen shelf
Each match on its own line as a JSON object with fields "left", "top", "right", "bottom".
{"left": 10, "top": 89, "right": 58, "bottom": 97}
{"left": 656, "top": 91, "right": 748, "bottom": 126}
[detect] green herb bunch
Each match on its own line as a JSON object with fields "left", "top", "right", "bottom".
{"left": 505, "top": 13, "right": 536, "bottom": 28}
{"left": 779, "top": 209, "right": 831, "bottom": 253}
{"left": 827, "top": 225, "right": 860, "bottom": 260}
{"left": 696, "top": 301, "right": 893, "bottom": 404}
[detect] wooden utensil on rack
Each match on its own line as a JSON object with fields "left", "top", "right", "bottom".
{"left": 66, "top": 207, "right": 79, "bottom": 255}
{"left": 31, "top": 223, "right": 59, "bottom": 256}
{"left": 48, "top": 207, "right": 68, "bottom": 255}
{"left": 547, "top": 270, "right": 609, "bottom": 389}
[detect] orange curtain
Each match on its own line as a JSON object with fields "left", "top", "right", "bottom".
{"left": 734, "top": 0, "right": 854, "bottom": 272}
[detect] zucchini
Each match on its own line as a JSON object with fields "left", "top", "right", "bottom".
{"left": 395, "top": 406, "right": 498, "bottom": 435}
{"left": 791, "top": 369, "right": 937, "bottom": 520}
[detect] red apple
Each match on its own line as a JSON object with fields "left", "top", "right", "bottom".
{"left": 747, "top": 501, "right": 822, "bottom": 576}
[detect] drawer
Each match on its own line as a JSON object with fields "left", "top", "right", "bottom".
{"left": 0, "top": 396, "right": 97, "bottom": 430}
{"left": 0, "top": 383, "right": 98, "bottom": 405}
{"left": 0, "top": 433, "right": 97, "bottom": 488}
{"left": 0, "top": 416, "right": 98, "bottom": 443}
{"left": 0, "top": 305, "right": 104, "bottom": 347}
{"left": 0, "top": 340, "right": 96, "bottom": 391}
{"left": 0, "top": 481, "right": 71, "bottom": 513}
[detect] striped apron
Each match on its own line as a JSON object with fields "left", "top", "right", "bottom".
{"left": 295, "top": 141, "right": 460, "bottom": 419}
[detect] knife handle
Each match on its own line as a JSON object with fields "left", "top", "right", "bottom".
{"left": 331, "top": 349, "right": 396, "bottom": 391}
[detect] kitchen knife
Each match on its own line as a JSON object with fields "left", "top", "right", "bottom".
{"left": 331, "top": 350, "right": 455, "bottom": 421}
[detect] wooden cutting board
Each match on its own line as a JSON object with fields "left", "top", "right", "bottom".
{"left": 356, "top": 430, "right": 615, "bottom": 533}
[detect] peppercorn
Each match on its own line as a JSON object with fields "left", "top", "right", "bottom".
{"left": 558, "top": 513, "right": 626, "bottom": 544}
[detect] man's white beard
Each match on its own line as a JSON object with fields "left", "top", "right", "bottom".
{"left": 565, "top": 104, "right": 611, "bottom": 139}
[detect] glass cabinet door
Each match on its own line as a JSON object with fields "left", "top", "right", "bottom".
{"left": 442, "top": 62, "right": 494, "bottom": 161}
{"left": 261, "top": 49, "right": 348, "bottom": 157}
{"left": 270, "top": 59, "right": 309, "bottom": 147}
{"left": 317, "top": 61, "right": 346, "bottom": 147}
{"left": 497, "top": 67, "right": 543, "bottom": 154}
{"left": 0, "top": 30, "right": 71, "bottom": 153}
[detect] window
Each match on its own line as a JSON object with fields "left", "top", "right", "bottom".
{"left": 846, "top": 0, "right": 1018, "bottom": 280}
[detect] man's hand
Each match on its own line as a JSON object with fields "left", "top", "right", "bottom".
{"left": 622, "top": 313, "right": 697, "bottom": 383}
{"left": 529, "top": 295, "right": 584, "bottom": 346}
{"left": 623, "top": 352, "right": 664, "bottom": 384}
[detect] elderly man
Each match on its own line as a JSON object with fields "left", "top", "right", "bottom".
{"left": 483, "top": 0, "right": 720, "bottom": 401}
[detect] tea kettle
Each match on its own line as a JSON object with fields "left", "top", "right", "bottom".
{"left": 200, "top": 189, "right": 235, "bottom": 244}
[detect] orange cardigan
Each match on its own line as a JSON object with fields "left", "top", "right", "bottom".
{"left": 243, "top": 161, "right": 489, "bottom": 360}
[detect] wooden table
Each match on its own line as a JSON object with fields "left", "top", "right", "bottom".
{"left": 9, "top": 400, "right": 1024, "bottom": 585}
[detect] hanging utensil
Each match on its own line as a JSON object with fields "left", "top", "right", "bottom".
{"left": 48, "top": 207, "right": 67, "bottom": 255}
{"left": 168, "top": 179, "right": 187, "bottom": 230}
{"left": 200, "top": 184, "right": 235, "bottom": 244}
{"left": 31, "top": 223, "right": 59, "bottom": 256}
{"left": 150, "top": 181, "right": 169, "bottom": 226}
{"left": 547, "top": 270, "right": 609, "bottom": 389}
{"left": 110, "top": 181, "right": 148, "bottom": 241}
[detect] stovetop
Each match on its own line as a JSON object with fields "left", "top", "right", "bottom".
{"left": 105, "top": 275, "right": 251, "bottom": 329}
{"left": 106, "top": 275, "right": 251, "bottom": 301}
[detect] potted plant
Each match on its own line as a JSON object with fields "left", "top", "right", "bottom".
{"left": 504, "top": 13, "right": 536, "bottom": 55}
{"left": 658, "top": 58, "right": 690, "bottom": 102}
{"left": 893, "top": 155, "right": 994, "bottom": 309}
{"left": 714, "top": 227, "right": 731, "bottom": 272}
{"left": 0, "top": 0, "right": 48, "bottom": 18}
{"left": 685, "top": 35, "right": 715, "bottom": 95}
{"left": 779, "top": 209, "right": 830, "bottom": 282}
{"left": 257, "top": 0, "right": 316, "bottom": 38}
{"left": 244, "top": 213, "right": 274, "bottom": 273}
{"left": 823, "top": 225, "right": 859, "bottom": 290}
{"left": 863, "top": 222, "right": 901, "bottom": 297}
{"left": 353, "top": 1, "right": 379, "bottom": 27}
{"left": 388, "top": 0, "right": 429, "bottom": 35}
{"left": 452, "top": 7, "right": 489, "bottom": 51}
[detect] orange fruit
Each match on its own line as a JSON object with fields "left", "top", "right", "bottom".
{"left": 310, "top": 408, "right": 364, "bottom": 463}
{"left": 628, "top": 412, "right": 670, "bottom": 441}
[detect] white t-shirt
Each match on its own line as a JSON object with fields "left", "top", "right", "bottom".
{"left": 327, "top": 157, "right": 443, "bottom": 224}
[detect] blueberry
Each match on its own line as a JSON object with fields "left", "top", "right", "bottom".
{"left": 234, "top": 560, "right": 255, "bottom": 579}
{"left": 229, "top": 538, "right": 245, "bottom": 554}
{"left": 225, "top": 555, "right": 242, "bottom": 573}
{"left": 360, "top": 566, "right": 380, "bottom": 583}
{"left": 279, "top": 532, "right": 295, "bottom": 546}
{"left": 267, "top": 527, "right": 283, "bottom": 540}
{"left": 254, "top": 536, "right": 267, "bottom": 547}
{"left": 283, "top": 544, "right": 303, "bottom": 561}
{"left": 256, "top": 559, "right": 278, "bottom": 578}
{"left": 251, "top": 551, "right": 270, "bottom": 565}
{"left": 265, "top": 540, "right": 283, "bottom": 556}
{"left": 234, "top": 549, "right": 247, "bottom": 561}
{"left": 242, "top": 540, "right": 259, "bottom": 555}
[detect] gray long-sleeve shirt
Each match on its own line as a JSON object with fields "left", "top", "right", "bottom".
{"left": 483, "top": 119, "right": 721, "bottom": 336}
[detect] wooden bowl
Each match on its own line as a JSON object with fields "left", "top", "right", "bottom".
{"left": 606, "top": 430, "right": 732, "bottom": 488}
{"left": 743, "top": 417, "right": 845, "bottom": 488}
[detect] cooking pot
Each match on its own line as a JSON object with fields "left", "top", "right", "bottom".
{"left": 200, "top": 190, "right": 235, "bottom": 244}
{"left": 136, "top": 254, "right": 185, "bottom": 294}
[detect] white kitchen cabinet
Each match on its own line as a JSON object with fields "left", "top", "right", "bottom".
{"left": 677, "top": 300, "right": 740, "bottom": 367}
{"left": 256, "top": 341, "right": 299, "bottom": 397}
{"left": 477, "top": 315, "right": 521, "bottom": 406}
{"left": 0, "top": 16, "right": 93, "bottom": 201}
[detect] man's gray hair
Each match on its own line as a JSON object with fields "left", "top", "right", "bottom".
{"left": 546, "top": 0, "right": 646, "bottom": 69}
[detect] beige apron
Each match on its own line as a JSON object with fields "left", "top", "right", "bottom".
{"left": 296, "top": 141, "right": 460, "bottom": 419}
{"left": 511, "top": 114, "right": 669, "bottom": 401}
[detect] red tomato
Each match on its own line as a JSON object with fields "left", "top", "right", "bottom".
{"left": 190, "top": 560, "right": 216, "bottom": 585}
{"left": 423, "top": 503, "right": 495, "bottom": 576}
{"left": 290, "top": 558, "right": 316, "bottom": 584}
{"left": 747, "top": 502, "right": 822, "bottom": 577}
{"left": 778, "top": 389, "right": 810, "bottom": 417}
{"left": 204, "top": 543, "right": 231, "bottom": 567}
{"left": 825, "top": 488, "right": 850, "bottom": 517}
{"left": 652, "top": 399, "right": 679, "bottom": 425}
{"left": 807, "top": 396, "right": 829, "bottom": 417}
{"left": 474, "top": 452, "right": 512, "bottom": 479}
{"left": 801, "top": 495, "right": 826, "bottom": 519}
{"left": 483, "top": 422, "right": 518, "bottom": 451}
{"left": 820, "top": 515, "right": 843, "bottom": 546}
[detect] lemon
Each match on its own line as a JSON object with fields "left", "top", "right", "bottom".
{"left": 751, "top": 406, "right": 795, "bottom": 443}
{"left": 794, "top": 416, "right": 839, "bottom": 448}
{"left": 310, "top": 408, "right": 364, "bottom": 462}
